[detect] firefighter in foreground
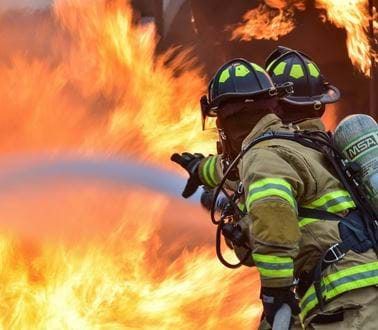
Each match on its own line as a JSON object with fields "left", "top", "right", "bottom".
{"left": 171, "top": 59, "right": 378, "bottom": 328}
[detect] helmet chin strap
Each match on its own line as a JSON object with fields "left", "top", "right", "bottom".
{"left": 217, "top": 128, "right": 240, "bottom": 180}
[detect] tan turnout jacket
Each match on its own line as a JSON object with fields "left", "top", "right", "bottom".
{"left": 198, "top": 114, "right": 378, "bottom": 325}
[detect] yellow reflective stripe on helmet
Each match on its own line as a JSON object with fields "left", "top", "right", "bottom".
{"left": 202, "top": 156, "right": 218, "bottom": 188}
{"left": 298, "top": 218, "right": 318, "bottom": 228}
{"left": 300, "top": 261, "right": 378, "bottom": 321}
{"left": 304, "top": 190, "right": 356, "bottom": 213}
{"left": 247, "top": 178, "right": 296, "bottom": 210}
{"left": 253, "top": 254, "right": 294, "bottom": 278}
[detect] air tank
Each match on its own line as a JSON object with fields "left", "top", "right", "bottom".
{"left": 334, "top": 114, "right": 378, "bottom": 215}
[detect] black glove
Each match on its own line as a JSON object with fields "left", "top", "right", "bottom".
{"left": 260, "top": 286, "right": 300, "bottom": 326}
{"left": 171, "top": 152, "right": 204, "bottom": 198}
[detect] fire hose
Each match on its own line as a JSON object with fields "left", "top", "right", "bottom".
{"left": 273, "top": 304, "right": 292, "bottom": 330}
{"left": 0, "top": 155, "right": 202, "bottom": 203}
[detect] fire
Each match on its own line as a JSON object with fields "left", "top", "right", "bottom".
{"left": 231, "top": 1, "right": 305, "bottom": 42}
{"left": 0, "top": 0, "right": 261, "bottom": 329}
{"left": 322, "top": 103, "right": 339, "bottom": 130}
{"left": 0, "top": 0, "right": 216, "bottom": 159}
{"left": 315, "top": 0, "right": 374, "bottom": 76}
{"left": 232, "top": 0, "right": 376, "bottom": 76}
{"left": 0, "top": 187, "right": 261, "bottom": 329}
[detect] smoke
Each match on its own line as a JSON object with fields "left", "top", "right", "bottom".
{"left": 0, "top": 0, "right": 51, "bottom": 11}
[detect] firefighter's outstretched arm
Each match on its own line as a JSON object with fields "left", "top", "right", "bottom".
{"left": 171, "top": 153, "right": 224, "bottom": 197}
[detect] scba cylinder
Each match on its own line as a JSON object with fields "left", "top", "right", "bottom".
{"left": 334, "top": 114, "right": 378, "bottom": 215}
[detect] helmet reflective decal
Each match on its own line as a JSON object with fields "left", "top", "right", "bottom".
{"left": 273, "top": 62, "right": 287, "bottom": 76}
{"left": 308, "top": 63, "right": 320, "bottom": 78}
{"left": 235, "top": 64, "right": 250, "bottom": 77}
{"left": 219, "top": 69, "right": 231, "bottom": 83}
{"left": 289, "top": 64, "right": 305, "bottom": 79}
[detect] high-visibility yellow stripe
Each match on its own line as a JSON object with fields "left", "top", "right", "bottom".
{"left": 304, "top": 190, "right": 355, "bottom": 213}
{"left": 253, "top": 254, "right": 292, "bottom": 264}
{"left": 258, "top": 268, "right": 294, "bottom": 278}
{"left": 249, "top": 178, "right": 292, "bottom": 191}
{"left": 208, "top": 156, "right": 217, "bottom": 187}
{"left": 300, "top": 262, "right": 378, "bottom": 321}
{"left": 202, "top": 156, "right": 217, "bottom": 188}
{"left": 238, "top": 202, "right": 246, "bottom": 212}
{"left": 253, "top": 254, "right": 294, "bottom": 278}
{"left": 247, "top": 178, "right": 295, "bottom": 210}
{"left": 327, "top": 200, "right": 356, "bottom": 213}
{"left": 298, "top": 218, "right": 318, "bottom": 228}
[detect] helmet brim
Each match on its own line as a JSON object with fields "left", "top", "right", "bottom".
{"left": 281, "top": 84, "right": 340, "bottom": 107}
{"left": 208, "top": 89, "right": 271, "bottom": 113}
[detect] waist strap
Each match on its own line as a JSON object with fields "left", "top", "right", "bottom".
{"left": 298, "top": 208, "right": 374, "bottom": 311}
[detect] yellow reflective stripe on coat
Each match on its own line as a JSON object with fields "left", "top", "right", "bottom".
{"left": 253, "top": 253, "right": 294, "bottom": 278}
{"left": 238, "top": 202, "right": 246, "bottom": 212}
{"left": 247, "top": 178, "right": 296, "bottom": 211}
{"left": 304, "top": 190, "right": 356, "bottom": 213}
{"left": 298, "top": 218, "right": 318, "bottom": 228}
{"left": 300, "top": 261, "right": 378, "bottom": 321}
{"left": 201, "top": 156, "right": 218, "bottom": 188}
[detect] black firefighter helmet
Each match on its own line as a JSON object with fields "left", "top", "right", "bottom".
{"left": 265, "top": 46, "right": 340, "bottom": 110}
{"left": 200, "top": 58, "right": 292, "bottom": 129}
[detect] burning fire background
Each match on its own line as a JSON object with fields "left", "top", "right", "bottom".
{"left": 0, "top": 0, "right": 376, "bottom": 329}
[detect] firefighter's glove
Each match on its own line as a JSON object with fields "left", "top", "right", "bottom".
{"left": 260, "top": 286, "right": 300, "bottom": 326}
{"left": 171, "top": 152, "right": 204, "bottom": 198}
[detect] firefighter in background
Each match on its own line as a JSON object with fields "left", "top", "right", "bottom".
{"left": 171, "top": 59, "right": 378, "bottom": 328}
{"left": 265, "top": 46, "right": 340, "bottom": 131}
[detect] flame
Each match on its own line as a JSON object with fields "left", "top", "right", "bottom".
{"left": 0, "top": 0, "right": 262, "bottom": 328}
{"left": 322, "top": 103, "right": 339, "bottom": 130}
{"left": 0, "top": 0, "right": 216, "bottom": 159}
{"left": 0, "top": 188, "right": 261, "bottom": 329}
{"left": 232, "top": 0, "right": 376, "bottom": 77}
{"left": 315, "top": 0, "right": 375, "bottom": 76}
{"left": 231, "top": 1, "right": 305, "bottom": 42}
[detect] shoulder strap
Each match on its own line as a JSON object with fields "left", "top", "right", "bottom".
{"left": 298, "top": 207, "right": 343, "bottom": 221}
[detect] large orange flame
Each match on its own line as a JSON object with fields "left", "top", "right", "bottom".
{"left": 0, "top": 0, "right": 216, "bottom": 159}
{"left": 0, "top": 0, "right": 261, "bottom": 328}
{"left": 232, "top": 0, "right": 376, "bottom": 77}
{"left": 315, "top": 0, "right": 375, "bottom": 76}
{"left": 231, "top": 1, "right": 305, "bottom": 42}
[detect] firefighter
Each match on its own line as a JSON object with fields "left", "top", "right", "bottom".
{"left": 265, "top": 46, "right": 340, "bottom": 132}
{"left": 197, "top": 47, "right": 341, "bottom": 213}
{"left": 171, "top": 59, "right": 378, "bottom": 329}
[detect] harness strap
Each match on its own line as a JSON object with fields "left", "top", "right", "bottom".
{"left": 298, "top": 207, "right": 374, "bottom": 310}
{"left": 310, "top": 310, "right": 344, "bottom": 324}
{"left": 298, "top": 207, "right": 343, "bottom": 221}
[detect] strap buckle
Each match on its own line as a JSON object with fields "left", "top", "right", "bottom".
{"left": 268, "top": 87, "right": 278, "bottom": 96}
{"left": 323, "top": 244, "right": 346, "bottom": 264}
